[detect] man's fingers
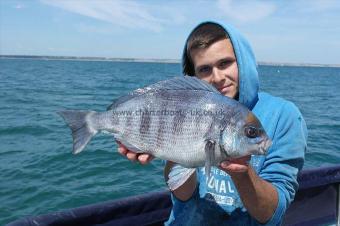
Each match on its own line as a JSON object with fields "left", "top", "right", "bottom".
{"left": 138, "top": 154, "right": 154, "bottom": 165}
{"left": 117, "top": 143, "right": 138, "bottom": 162}
{"left": 220, "top": 161, "right": 248, "bottom": 173}
{"left": 126, "top": 151, "right": 138, "bottom": 161}
{"left": 118, "top": 144, "right": 128, "bottom": 155}
{"left": 138, "top": 154, "right": 149, "bottom": 164}
{"left": 116, "top": 141, "right": 154, "bottom": 164}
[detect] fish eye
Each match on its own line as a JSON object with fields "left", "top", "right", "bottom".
{"left": 244, "top": 126, "right": 258, "bottom": 138}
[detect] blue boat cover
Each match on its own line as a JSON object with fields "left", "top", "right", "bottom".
{"left": 7, "top": 165, "right": 340, "bottom": 226}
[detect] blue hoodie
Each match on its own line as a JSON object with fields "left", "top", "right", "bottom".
{"left": 165, "top": 23, "right": 308, "bottom": 226}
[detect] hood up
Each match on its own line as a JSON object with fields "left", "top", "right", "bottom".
{"left": 186, "top": 22, "right": 260, "bottom": 110}
{"left": 222, "top": 23, "right": 259, "bottom": 110}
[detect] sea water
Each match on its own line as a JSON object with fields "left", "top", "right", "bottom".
{"left": 0, "top": 58, "right": 339, "bottom": 224}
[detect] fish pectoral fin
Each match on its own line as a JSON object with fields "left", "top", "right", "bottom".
{"left": 167, "top": 164, "right": 196, "bottom": 191}
{"left": 204, "top": 139, "right": 216, "bottom": 179}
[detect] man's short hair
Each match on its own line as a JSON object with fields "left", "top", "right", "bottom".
{"left": 182, "top": 22, "right": 230, "bottom": 76}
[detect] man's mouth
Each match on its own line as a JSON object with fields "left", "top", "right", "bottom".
{"left": 218, "top": 84, "right": 232, "bottom": 93}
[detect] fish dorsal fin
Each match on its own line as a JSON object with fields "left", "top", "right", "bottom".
{"left": 107, "top": 76, "right": 219, "bottom": 110}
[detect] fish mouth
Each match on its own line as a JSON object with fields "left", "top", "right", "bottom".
{"left": 259, "top": 139, "right": 272, "bottom": 154}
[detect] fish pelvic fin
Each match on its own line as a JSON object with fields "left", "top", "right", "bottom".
{"left": 167, "top": 164, "right": 196, "bottom": 191}
{"left": 205, "top": 139, "right": 216, "bottom": 180}
{"left": 58, "top": 110, "right": 98, "bottom": 154}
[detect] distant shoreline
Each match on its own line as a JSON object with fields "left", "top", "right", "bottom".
{"left": 1, "top": 55, "right": 339, "bottom": 68}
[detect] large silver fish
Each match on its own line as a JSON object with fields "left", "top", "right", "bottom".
{"left": 59, "top": 76, "right": 271, "bottom": 190}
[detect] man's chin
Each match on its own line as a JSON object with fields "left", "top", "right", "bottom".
{"left": 222, "top": 90, "right": 238, "bottom": 99}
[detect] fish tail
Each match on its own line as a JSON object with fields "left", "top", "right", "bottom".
{"left": 58, "top": 110, "right": 98, "bottom": 154}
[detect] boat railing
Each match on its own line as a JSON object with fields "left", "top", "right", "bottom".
{"left": 7, "top": 164, "right": 340, "bottom": 226}
{"left": 282, "top": 165, "right": 340, "bottom": 226}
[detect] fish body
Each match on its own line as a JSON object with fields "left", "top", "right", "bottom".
{"left": 59, "top": 76, "right": 271, "bottom": 190}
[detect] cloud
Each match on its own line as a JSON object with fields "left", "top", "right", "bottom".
{"left": 14, "top": 4, "right": 25, "bottom": 9}
{"left": 216, "top": 0, "right": 277, "bottom": 23}
{"left": 295, "top": 0, "right": 340, "bottom": 13}
{"left": 74, "top": 23, "right": 120, "bottom": 34}
{"left": 41, "top": 0, "right": 183, "bottom": 32}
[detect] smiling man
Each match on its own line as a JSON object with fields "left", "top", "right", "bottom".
{"left": 119, "top": 22, "right": 307, "bottom": 226}
{"left": 190, "top": 38, "right": 238, "bottom": 99}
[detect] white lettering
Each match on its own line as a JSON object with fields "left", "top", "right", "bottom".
{"left": 214, "top": 178, "right": 219, "bottom": 193}
{"left": 228, "top": 181, "right": 235, "bottom": 193}
{"left": 206, "top": 193, "right": 235, "bottom": 206}
{"left": 219, "top": 169, "right": 229, "bottom": 177}
{"left": 208, "top": 176, "right": 214, "bottom": 189}
{"left": 207, "top": 176, "right": 235, "bottom": 194}
{"left": 219, "top": 180, "right": 227, "bottom": 193}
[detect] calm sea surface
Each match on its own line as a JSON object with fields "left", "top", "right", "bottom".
{"left": 1, "top": 59, "right": 339, "bottom": 224}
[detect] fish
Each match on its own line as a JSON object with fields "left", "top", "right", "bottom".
{"left": 58, "top": 76, "right": 272, "bottom": 190}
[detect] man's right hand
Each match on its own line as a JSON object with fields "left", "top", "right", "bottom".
{"left": 117, "top": 141, "right": 154, "bottom": 164}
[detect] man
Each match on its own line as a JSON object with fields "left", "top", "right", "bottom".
{"left": 118, "top": 22, "right": 307, "bottom": 226}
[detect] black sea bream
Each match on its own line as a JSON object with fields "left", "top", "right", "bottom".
{"left": 59, "top": 76, "right": 271, "bottom": 190}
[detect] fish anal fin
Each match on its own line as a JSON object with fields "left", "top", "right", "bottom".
{"left": 114, "top": 134, "right": 143, "bottom": 153}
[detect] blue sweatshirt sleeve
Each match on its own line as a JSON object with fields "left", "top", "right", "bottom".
{"left": 258, "top": 101, "right": 307, "bottom": 226}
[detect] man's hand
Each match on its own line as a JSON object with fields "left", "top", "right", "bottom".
{"left": 117, "top": 141, "right": 154, "bottom": 164}
{"left": 219, "top": 155, "right": 277, "bottom": 223}
{"left": 219, "top": 155, "right": 251, "bottom": 174}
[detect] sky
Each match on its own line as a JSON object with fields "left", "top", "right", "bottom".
{"left": 1, "top": 0, "right": 340, "bottom": 64}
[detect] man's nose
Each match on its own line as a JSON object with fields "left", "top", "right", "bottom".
{"left": 212, "top": 67, "right": 225, "bottom": 84}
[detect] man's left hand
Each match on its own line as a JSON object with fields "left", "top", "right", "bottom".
{"left": 219, "top": 155, "right": 251, "bottom": 174}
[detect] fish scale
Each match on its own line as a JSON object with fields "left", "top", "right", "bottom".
{"left": 114, "top": 92, "right": 213, "bottom": 138}
{"left": 109, "top": 91, "right": 224, "bottom": 165}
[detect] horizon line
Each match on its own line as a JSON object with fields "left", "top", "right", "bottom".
{"left": 1, "top": 54, "right": 340, "bottom": 68}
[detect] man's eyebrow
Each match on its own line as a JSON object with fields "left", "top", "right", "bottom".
{"left": 196, "top": 64, "right": 210, "bottom": 68}
{"left": 195, "top": 64, "right": 211, "bottom": 71}
{"left": 195, "top": 56, "right": 236, "bottom": 69}
{"left": 218, "top": 56, "right": 236, "bottom": 61}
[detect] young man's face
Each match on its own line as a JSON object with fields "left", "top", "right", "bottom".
{"left": 190, "top": 38, "right": 239, "bottom": 99}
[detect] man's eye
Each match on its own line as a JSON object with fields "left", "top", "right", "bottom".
{"left": 219, "top": 60, "right": 230, "bottom": 69}
{"left": 245, "top": 126, "right": 258, "bottom": 138}
{"left": 199, "top": 66, "right": 211, "bottom": 74}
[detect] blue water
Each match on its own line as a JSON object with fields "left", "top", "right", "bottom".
{"left": 0, "top": 59, "right": 339, "bottom": 225}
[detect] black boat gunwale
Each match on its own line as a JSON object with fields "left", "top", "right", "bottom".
{"left": 7, "top": 165, "right": 340, "bottom": 226}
